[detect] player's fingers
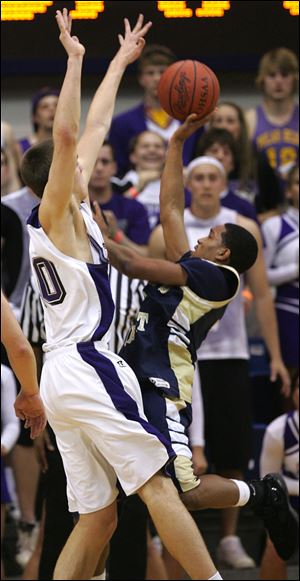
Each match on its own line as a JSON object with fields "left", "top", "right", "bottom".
{"left": 68, "top": 12, "right": 72, "bottom": 33}
{"left": 138, "top": 21, "right": 152, "bottom": 37}
{"left": 118, "top": 34, "right": 124, "bottom": 46}
{"left": 55, "top": 11, "right": 65, "bottom": 32}
{"left": 124, "top": 18, "right": 131, "bottom": 36}
{"left": 132, "top": 13, "right": 144, "bottom": 33}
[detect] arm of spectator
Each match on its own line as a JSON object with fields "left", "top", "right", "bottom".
{"left": 241, "top": 216, "right": 291, "bottom": 397}
{"left": 261, "top": 216, "right": 299, "bottom": 285}
{"left": 33, "top": 427, "right": 55, "bottom": 473}
{"left": 1, "top": 366, "right": 20, "bottom": 454}
{"left": 245, "top": 108, "right": 257, "bottom": 141}
{"left": 2, "top": 121, "right": 21, "bottom": 191}
{"left": 98, "top": 208, "right": 149, "bottom": 256}
{"left": 189, "top": 366, "right": 208, "bottom": 476}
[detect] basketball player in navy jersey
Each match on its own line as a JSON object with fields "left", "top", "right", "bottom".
{"left": 16, "top": 9, "right": 238, "bottom": 581}
{"left": 97, "top": 113, "right": 298, "bottom": 567}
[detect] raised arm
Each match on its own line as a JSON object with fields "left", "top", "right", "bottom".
{"left": 77, "top": 14, "right": 152, "bottom": 195}
{"left": 160, "top": 113, "right": 211, "bottom": 262}
{"left": 39, "top": 9, "right": 85, "bottom": 231}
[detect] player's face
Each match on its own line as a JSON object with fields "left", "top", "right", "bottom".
{"left": 139, "top": 64, "right": 169, "bottom": 99}
{"left": 263, "top": 70, "right": 295, "bottom": 101}
{"left": 130, "top": 132, "right": 166, "bottom": 171}
{"left": 286, "top": 168, "right": 299, "bottom": 209}
{"left": 33, "top": 95, "right": 58, "bottom": 131}
{"left": 211, "top": 105, "right": 241, "bottom": 140}
{"left": 203, "top": 143, "right": 234, "bottom": 175}
{"left": 188, "top": 164, "right": 225, "bottom": 210}
{"left": 191, "top": 225, "right": 228, "bottom": 261}
{"left": 89, "top": 146, "right": 117, "bottom": 190}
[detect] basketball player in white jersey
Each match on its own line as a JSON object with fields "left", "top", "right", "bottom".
{"left": 15, "top": 9, "right": 230, "bottom": 581}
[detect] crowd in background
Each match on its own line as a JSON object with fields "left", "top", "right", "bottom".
{"left": 1, "top": 44, "right": 299, "bottom": 580}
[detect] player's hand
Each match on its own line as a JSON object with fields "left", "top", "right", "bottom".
{"left": 14, "top": 391, "right": 47, "bottom": 439}
{"left": 172, "top": 111, "right": 216, "bottom": 142}
{"left": 56, "top": 8, "right": 85, "bottom": 58}
{"left": 270, "top": 358, "right": 291, "bottom": 398}
{"left": 115, "top": 14, "right": 152, "bottom": 67}
{"left": 34, "top": 427, "right": 55, "bottom": 473}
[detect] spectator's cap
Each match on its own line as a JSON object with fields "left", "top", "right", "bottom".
{"left": 31, "top": 87, "right": 60, "bottom": 115}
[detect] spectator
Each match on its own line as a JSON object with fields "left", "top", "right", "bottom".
{"left": 246, "top": 48, "right": 299, "bottom": 187}
{"left": 89, "top": 141, "right": 151, "bottom": 255}
{"left": 261, "top": 164, "right": 299, "bottom": 386}
{"left": 109, "top": 44, "right": 203, "bottom": 176}
{"left": 195, "top": 127, "right": 258, "bottom": 222}
{"left": 259, "top": 377, "right": 299, "bottom": 580}
{"left": 115, "top": 130, "right": 167, "bottom": 230}
{"left": 15, "top": 87, "right": 59, "bottom": 163}
{"left": 1, "top": 364, "right": 20, "bottom": 580}
{"left": 210, "top": 102, "right": 282, "bottom": 216}
{"left": 1, "top": 122, "right": 21, "bottom": 194}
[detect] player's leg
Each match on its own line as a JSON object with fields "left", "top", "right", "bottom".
{"left": 53, "top": 502, "right": 117, "bottom": 580}
{"left": 260, "top": 536, "right": 287, "bottom": 580}
{"left": 137, "top": 472, "right": 220, "bottom": 580}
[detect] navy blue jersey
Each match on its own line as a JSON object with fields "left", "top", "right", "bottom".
{"left": 120, "top": 253, "right": 239, "bottom": 402}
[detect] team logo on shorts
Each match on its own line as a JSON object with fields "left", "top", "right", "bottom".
{"left": 117, "top": 359, "right": 127, "bottom": 367}
{"left": 149, "top": 377, "right": 170, "bottom": 389}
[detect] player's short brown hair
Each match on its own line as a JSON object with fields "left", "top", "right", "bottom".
{"left": 20, "top": 139, "right": 54, "bottom": 199}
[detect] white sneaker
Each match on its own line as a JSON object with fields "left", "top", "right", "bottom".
{"left": 15, "top": 522, "right": 39, "bottom": 569}
{"left": 217, "top": 535, "right": 256, "bottom": 569}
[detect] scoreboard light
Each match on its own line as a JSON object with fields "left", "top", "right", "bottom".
{"left": 157, "top": 2, "right": 193, "bottom": 18}
{"left": 1, "top": 1, "right": 298, "bottom": 21}
{"left": 70, "top": 1, "right": 105, "bottom": 19}
{"left": 1, "top": 1, "right": 53, "bottom": 21}
{"left": 195, "top": 1, "right": 231, "bottom": 17}
{"left": 283, "top": 1, "right": 299, "bottom": 15}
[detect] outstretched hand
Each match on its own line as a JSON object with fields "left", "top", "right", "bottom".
{"left": 172, "top": 111, "right": 216, "bottom": 142}
{"left": 116, "top": 13, "right": 152, "bottom": 67}
{"left": 56, "top": 8, "right": 85, "bottom": 58}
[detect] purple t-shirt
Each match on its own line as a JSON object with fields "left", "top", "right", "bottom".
{"left": 99, "top": 191, "right": 151, "bottom": 245}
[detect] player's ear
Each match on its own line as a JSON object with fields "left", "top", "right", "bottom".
{"left": 216, "top": 246, "right": 230, "bottom": 263}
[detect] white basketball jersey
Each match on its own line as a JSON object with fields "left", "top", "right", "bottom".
{"left": 184, "top": 207, "right": 249, "bottom": 360}
{"left": 27, "top": 202, "right": 115, "bottom": 352}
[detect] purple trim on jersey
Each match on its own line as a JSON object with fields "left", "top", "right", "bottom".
{"left": 279, "top": 216, "right": 296, "bottom": 241}
{"left": 276, "top": 307, "right": 299, "bottom": 367}
{"left": 76, "top": 342, "right": 176, "bottom": 463}
{"left": 18, "top": 137, "right": 32, "bottom": 154}
{"left": 1, "top": 459, "right": 11, "bottom": 504}
{"left": 27, "top": 204, "right": 41, "bottom": 228}
{"left": 86, "top": 263, "right": 115, "bottom": 342}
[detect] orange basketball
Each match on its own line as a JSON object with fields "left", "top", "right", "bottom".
{"left": 158, "top": 60, "right": 220, "bottom": 122}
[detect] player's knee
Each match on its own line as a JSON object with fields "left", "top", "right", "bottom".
{"left": 137, "top": 471, "right": 176, "bottom": 505}
{"left": 181, "top": 486, "right": 203, "bottom": 511}
{"left": 79, "top": 508, "right": 118, "bottom": 544}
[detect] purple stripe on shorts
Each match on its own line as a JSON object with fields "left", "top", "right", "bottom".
{"left": 86, "top": 263, "right": 115, "bottom": 341}
{"left": 77, "top": 342, "right": 176, "bottom": 463}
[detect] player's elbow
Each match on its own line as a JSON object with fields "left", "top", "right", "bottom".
{"left": 10, "top": 339, "right": 33, "bottom": 362}
{"left": 53, "top": 125, "right": 78, "bottom": 147}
